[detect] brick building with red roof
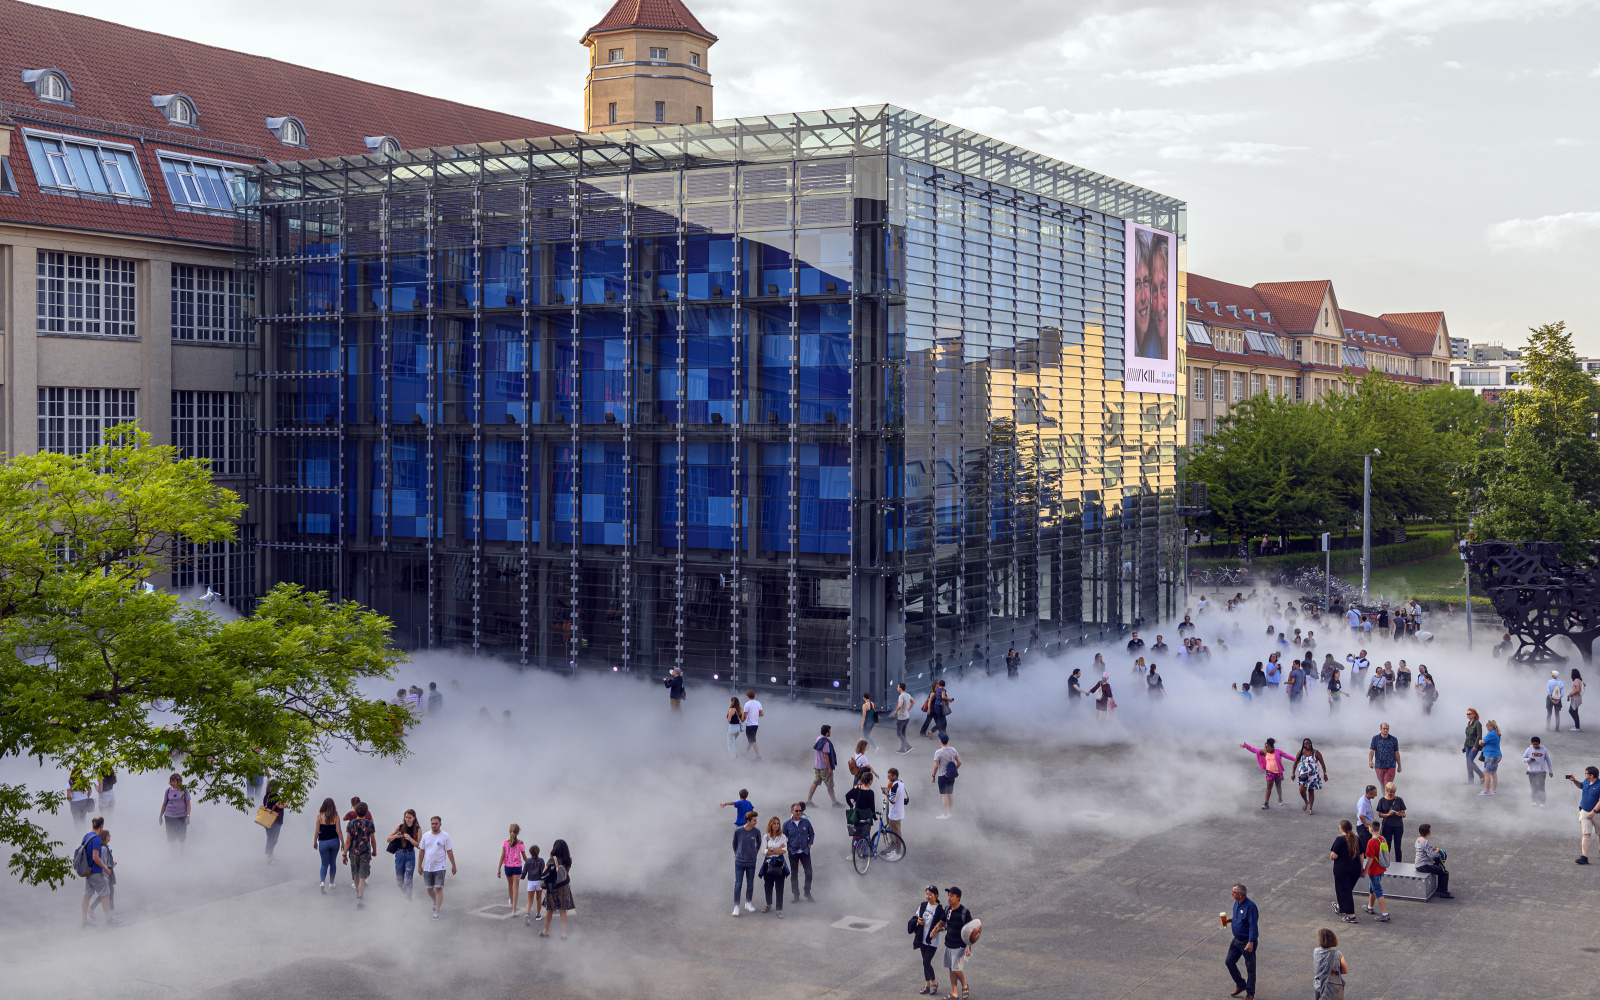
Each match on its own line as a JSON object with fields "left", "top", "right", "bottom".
{"left": 0, "top": 0, "right": 566, "bottom": 598}
{"left": 1183, "top": 271, "right": 1453, "bottom": 446}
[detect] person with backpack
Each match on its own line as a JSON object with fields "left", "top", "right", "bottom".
{"left": 1413, "top": 823, "right": 1453, "bottom": 898}
{"left": 807, "top": 725, "right": 843, "bottom": 809}
{"left": 849, "top": 739, "right": 872, "bottom": 782}
{"left": 909, "top": 885, "right": 946, "bottom": 996}
{"left": 76, "top": 815, "right": 115, "bottom": 926}
{"left": 932, "top": 732, "right": 960, "bottom": 819}
{"left": 1362, "top": 820, "right": 1392, "bottom": 922}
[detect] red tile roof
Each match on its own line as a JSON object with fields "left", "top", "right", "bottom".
{"left": 584, "top": 0, "right": 718, "bottom": 42}
{"left": 1251, "top": 280, "right": 1332, "bottom": 334}
{"left": 1380, "top": 312, "right": 1447, "bottom": 356}
{"left": 1185, "top": 273, "right": 1289, "bottom": 335}
{"left": 0, "top": 0, "right": 571, "bottom": 246}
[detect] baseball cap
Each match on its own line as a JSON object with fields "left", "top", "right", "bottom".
{"left": 945, "top": 885, "right": 962, "bottom": 896}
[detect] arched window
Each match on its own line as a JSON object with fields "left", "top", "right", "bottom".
{"left": 39, "top": 73, "right": 65, "bottom": 101}
{"left": 171, "top": 98, "right": 193, "bottom": 124}
{"left": 25, "top": 69, "right": 73, "bottom": 103}
{"left": 281, "top": 119, "right": 302, "bottom": 145}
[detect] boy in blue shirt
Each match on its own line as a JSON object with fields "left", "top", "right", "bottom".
{"left": 1566, "top": 765, "right": 1600, "bottom": 864}
{"left": 719, "top": 789, "right": 755, "bottom": 826}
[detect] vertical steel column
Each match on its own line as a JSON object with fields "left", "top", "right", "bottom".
{"left": 673, "top": 195, "right": 687, "bottom": 677}
{"left": 379, "top": 191, "right": 392, "bottom": 558}
{"left": 786, "top": 230, "right": 800, "bottom": 701}
{"left": 519, "top": 182, "right": 533, "bottom": 667}
{"left": 568, "top": 180, "right": 582, "bottom": 675}
{"left": 423, "top": 188, "right": 437, "bottom": 649}
{"left": 336, "top": 198, "right": 349, "bottom": 599}
{"left": 621, "top": 185, "right": 635, "bottom": 673}
{"left": 471, "top": 184, "right": 485, "bottom": 653}
{"left": 729, "top": 235, "right": 743, "bottom": 686}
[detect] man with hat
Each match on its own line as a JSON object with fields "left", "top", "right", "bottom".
{"left": 929, "top": 886, "right": 978, "bottom": 998}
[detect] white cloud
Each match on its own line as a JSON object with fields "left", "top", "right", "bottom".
{"left": 1443, "top": 60, "right": 1465, "bottom": 69}
{"left": 1157, "top": 141, "right": 1308, "bottom": 165}
{"left": 1485, "top": 211, "right": 1600, "bottom": 251}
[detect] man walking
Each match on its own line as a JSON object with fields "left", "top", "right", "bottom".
{"left": 929, "top": 887, "right": 976, "bottom": 1000}
{"left": 1221, "top": 883, "right": 1257, "bottom": 999}
{"left": 1567, "top": 765, "right": 1600, "bottom": 864}
{"left": 419, "top": 815, "right": 456, "bottom": 919}
{"left": 344, "top": 801, "right": 376, "bottom": 909}
{"left": 782, "top": 802, "right": 815, "bottom": 903}
{"left": 1369, "top": 722, "right": 1401, "bottom": 788}
{"left": 929, "top": 681, "right": 952, "bottom": 736}
{"left": 808, "top": 725, "right": 843, "bottom": 808}
{"left": 79, "top": 816, "right": 114, "bottom": 927}
{"left": 662, "top": 667, "right": 685, "bottom": 711}
{"left": 742, "top": 689, "right": 764, "bottom": 760}
{"left": 894, "top": 682, "right": 915, "bottom": 753}
{"left": 1288, "top": 659, "right": 1308, "bottom": 709}
{"left": 1151, "top": 634, "right": 1169, "bottom": 654}
{"left": 932, "top": 732, "right": 961, "bottom": 819}
{"left": 1524, "top": 736, "right": 1555, "bottom": 805}
{"left": 1126, "top": 631, "right": 1145, "bottom": 654}
{"left": 731, "top": 809, "right": 760, "bottom": 915}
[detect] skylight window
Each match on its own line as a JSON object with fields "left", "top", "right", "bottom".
{"left": 23, "top": 129, "right": 149, "bottom": 202}
{"left": 158, "top": 152, "right": 246, "bottom": 212}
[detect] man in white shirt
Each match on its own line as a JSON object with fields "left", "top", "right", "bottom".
{"left": 1196, "top": 595, "right": 1208, "bottom": 613}
{"left": 882, "top": 768, "right": 908, "bottom": 839}
{"left": 894, "top": 682, "right": 915, "bottom": 753}
{"left": 1346, "top": 607, "right": 1362, "bottom": 631}
{"left": 1346, "top": 651, "right": 1369, "bottom": 684}
{"left": 418, "top": 815, "right": 456, "bottom": 919}
{"left": 1547, "top": 671, "right": 1566, "bottom": 732}
{"left": 742, "top": 689, "right": 764, "bottom": 761}
{"left": 1356, "top": 785, "right": 1378, "bottom": 829}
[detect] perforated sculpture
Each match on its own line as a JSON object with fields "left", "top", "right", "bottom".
{"left": 1467, "top": 541, "right": 1600, "bottom": 664}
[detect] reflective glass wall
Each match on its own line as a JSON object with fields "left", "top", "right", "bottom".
{"left": 248, "top": 107, "right": 1184, "bottom": 705}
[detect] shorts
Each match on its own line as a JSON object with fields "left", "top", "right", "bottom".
{"left": 938, "top": 776, "right": 956, "bottom": 794}
{"left": 350, "top": 852, "right": 372, "bottom": 880}
{"left": 504, "top": 866, "right": 523, "bottom": 878}
{"left": 942, "top": 945, "right": 968, "bottom": 971}
{"left": 422, "top": 869, "right": 446, "bottom": 888}
{"left": 82, "top": 871, "right": 109, "bottom": 902}
{"left": 813, "top": 767, "right": 834, "bottom": 789}
{"left": 1581, "top": 809, "right": 1597, "bottom": 837}
{"left": 1482, "top": 756, "right": 1500, "bottom": 773}
{"left": 745, "top": 725, "right": 759, "bottom": 743}
{"left": 1367, "top": 873, "right": 1384, "bottom": 897}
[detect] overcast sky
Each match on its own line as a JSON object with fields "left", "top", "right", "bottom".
{"left": 52, "top": 0, "right": 1600, "bottom": 351}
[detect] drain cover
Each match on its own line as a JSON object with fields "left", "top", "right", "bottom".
{"left": 473, "top": 904, "right": 518, "bottom": 920}
{"left": 831, "top": 916, "right": 889, "bottom": 933}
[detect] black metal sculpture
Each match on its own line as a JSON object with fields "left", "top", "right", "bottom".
{"left": 1467, "top": 541, "right": 1600, "bottom": 664}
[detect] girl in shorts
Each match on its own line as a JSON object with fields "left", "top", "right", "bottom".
{"left": 498, "top": 823, "right": 528, "bottom": 914}
{"left": 1478, "top": 720, "right": 1503, "bottom": 795}
{"left": 523, "top": 845, "right": 545, "bottom": 925}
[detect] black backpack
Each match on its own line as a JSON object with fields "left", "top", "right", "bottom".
{"left": 72, "top": 834, "right": 94, "bottom": 877}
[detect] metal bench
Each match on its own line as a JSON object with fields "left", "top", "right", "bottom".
{"left": 1355, "top": 862, "right": 1437, "bottom": 901}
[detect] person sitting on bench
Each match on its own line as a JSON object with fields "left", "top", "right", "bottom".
{"left": 1413, "top": 823, "right": 1453, "bottom": 899}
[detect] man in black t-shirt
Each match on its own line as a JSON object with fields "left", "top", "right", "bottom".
{"left": 1126, "top": 632, "right": 1145, "bottom": 653}
{"left": 931, "top": 886, "right": 977, "bottom": 997}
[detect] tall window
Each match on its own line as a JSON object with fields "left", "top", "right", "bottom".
{"left": 1232, "top": 372, "right": 1245, "bottom": 401}
{"left": 1192, "top": 420, "right": 1206, "bottom": 444}
{"left": 691, "top": 52, "right": 701, "bottom": 68}
{"left": 37, "top": 252, "right": 136, "bottom": 336}
{"left": 608, "top": 102, "right": 617, "bottom": 125}
{"left": 172, "top": 525, "right": 255, "bottom": 609}
{"left": 1192, "top": 369, "right": 1206, "bottom": 401}
{"left": 654, "top": 101, "right": 666, "bottom": 123}
{"left": 1213, "top": 372, "right": 1225, "bottom": 401}
{"left": 172, "top": 265, "right": 249, "bottom": 342}
{"left": 23, "top": 131, "right": 148, "bottom": 200}
{"left": 172, "top": 390, "right": 256, "bottom": 476}
{"left": 1251, "top": 374, "right": 1263, "bottom": 396}
{"left": 696, "top": 106, "right": 703, "bottom": 123}
{"left": 37, "top": 388, "right": 137, "bottom": 455}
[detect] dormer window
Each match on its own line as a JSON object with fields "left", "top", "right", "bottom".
{"left": 266, "top": 116, "right": 307, "bottom": 148}
{"left": 1225, "top": 304, "right": 1239, "bottom": 318}
{"left": 364, "top": 135, "right": 402, "bottom": 158}
{"left": 23, "top": 69, "right": 73, "bottom": 105}
{"left": 152, "top": 94, "right": 199, "bottom": 128}
{"left": 1243, "top": 308, "right": 1255, "bottom": 321}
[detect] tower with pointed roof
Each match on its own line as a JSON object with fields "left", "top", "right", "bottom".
{"left": 582, "top": 0, "right": 716, "bottom": 132}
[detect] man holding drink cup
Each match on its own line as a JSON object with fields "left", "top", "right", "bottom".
{"left": 1222, "top": 883, "right": 1258, "bottom": 999}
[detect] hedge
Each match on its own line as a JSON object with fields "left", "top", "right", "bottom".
{"left": 1191, "top": 532, "right": 1456, "bottom": 574}
{"left": 1406, "top": 594, "right": 1494, "bottom": 610}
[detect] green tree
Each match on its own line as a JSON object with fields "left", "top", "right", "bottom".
{"left": 1183, "top": 393, "right": 1340, "bottom": 541}
{"left": 0, "top": 426, "right": 408, "bottom": 886}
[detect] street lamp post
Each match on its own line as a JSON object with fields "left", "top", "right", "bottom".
{"left": 1361, "top": 449, "right": 1380, "bottom": 601}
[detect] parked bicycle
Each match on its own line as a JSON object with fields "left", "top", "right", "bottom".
{"left": 848, "top": 809, "right": 906, "bottom": 875}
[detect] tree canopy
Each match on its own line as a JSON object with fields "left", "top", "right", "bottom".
{"left": 1184, "top": 373, "right": 1484, "bottom": 541}
{"left": 0, "top": 426, "right": 408, "bottom": 886}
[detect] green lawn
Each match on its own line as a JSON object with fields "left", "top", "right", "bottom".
{"left": 1338, "top": 549, "right": 1468, "bottom": 602}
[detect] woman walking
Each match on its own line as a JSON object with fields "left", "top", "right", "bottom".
{"left": 261, "top": 780, "right": 285, "bottom": 864}
{"left": 541, "top": 839, "right": 574, "bottom": 939}
{"left": 1478, "top": 720, "right": 1503, "bottom": 795}
{"left": 522, "top": 845, "right": 546, "bottom": 924}
{"left": 1376, "top": 781, "right": 1407, "bottom": 857}
{"left": 387, "top": 808, "right": 422, "bottom": 899}
{"left": 911, "top": 885, "right": 946, "bottom": 995}
{"left": 1087, "top": 672, "right": 1115, "bottom": 719}
{"left": 861, "top": 692, "right": 879, "bottom": 750}
{"left": 1329, "top": 820, "right": 1362, "bottom": 924}
{"left": 725, "top": 697, "right": 745, "bottom": 759}
{"left": 314, "top": 798, "right": 342, "bottom": 893}
{"left": 1415, "top": 666, "right": 1438, "bottom": 715}
{"left": 1569, "top": 669, "right": 1585, "bottom": 732}
{"left": 158, "top": 773, "right": 191, "bottom": 850}
{"left": 1313, "top": 927, "right": 1349, "bottom": 999}
{"left": 1295, "top": 738, "right": 1329, "bottom": 815}
{"left": 1241, "top": 738, "right": 1295, "bottom": 809}
{"left": 1463, "top": 709, "right": 1485, "bottom": 785}
{"left": 759, "top": 816, "right": 789, "bottom": 916}
{"left": 498, "top": 823, "right": 529, "bottom": 915}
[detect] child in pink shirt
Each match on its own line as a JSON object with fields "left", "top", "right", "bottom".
{"left": 1241, "top": 739, "right": 1295, "bottom": 810}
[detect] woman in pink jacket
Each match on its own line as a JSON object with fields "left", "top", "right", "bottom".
{"left": 1240, "top": 738, "right": 1295, "bottom": 810}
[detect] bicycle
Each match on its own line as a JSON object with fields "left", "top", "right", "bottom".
{"left": 848, "top": 809, "right": 906, "bottom": 875}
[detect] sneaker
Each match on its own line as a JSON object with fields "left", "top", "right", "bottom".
{"left": 1437, "top": 891, "right": 1454, "bottom": 898}
{"left": 744, "top": 901, "right": 755, "bottom": 912}
{"left": 777, "top": 911, "right": 784, "bottom": 919}
{"left": 356, "top": 900, "right": 365, "bottom": 910}
{"left": 804, "top": 893, "right": 814, "bottom": 902}
{"left": 1363, "top": 905, "right": 1375, "bottom": 914}
{"left": 1341, "top": 915, "right": 1358, "bottom": 924}
{"left": 732, "top": 906, "right": 741, "bottom": 917}
{"left": 1577, "top": 856, "right": 1591, "bottom": 865}
{"left": 1375, "top": 914, "right": 1391, "bottom": 922}
{"left": 832, "top": 802, "right": 845, "bottom": 809}
{"left": 319, "top": 882, "right": 326, "bottom": 895}
{"left": 431, "top": 911, "right": 440, "bottom": 919}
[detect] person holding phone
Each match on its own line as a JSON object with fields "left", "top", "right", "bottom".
{"left": 1567, "top": 765, "right": 1600, "bottom": 864}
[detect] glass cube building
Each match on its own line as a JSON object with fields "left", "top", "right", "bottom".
{"left": 245, "top": 105, "right": 1186, "bottom": 704}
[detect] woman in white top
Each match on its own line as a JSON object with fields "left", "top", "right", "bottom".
{"left": 760, "top": 816, "right": 789, "bottom": 917}
{"left": 851, "top": 740, "right": 872, "bottom": 782}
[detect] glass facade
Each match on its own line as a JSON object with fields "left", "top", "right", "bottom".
{"left": 245, "top": 106, "right": 1186, "bottom": 705}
